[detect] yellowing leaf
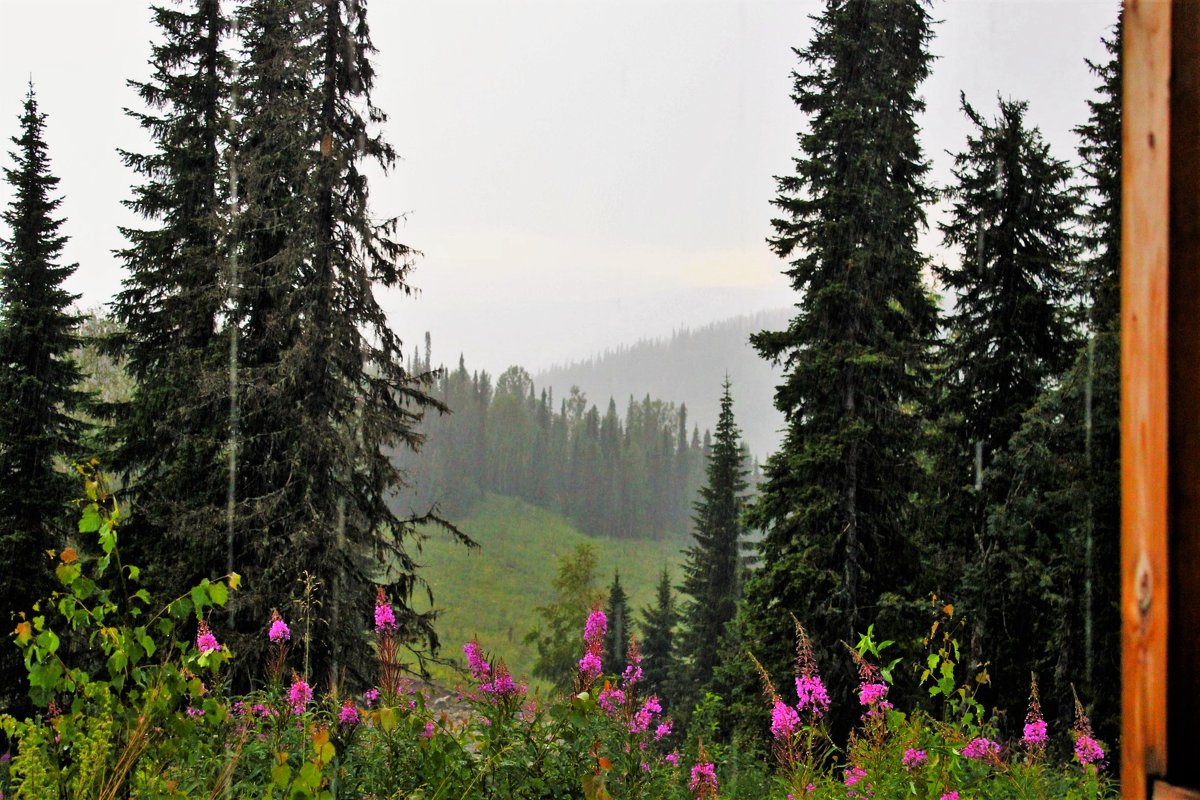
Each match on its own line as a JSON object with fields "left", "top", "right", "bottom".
{"left": 60, "top": 547, "right": 77, "bottom": 564}
{"left": 15, "top": 621, "right": 31, "bottom": 644}
{"left": 228, "top": 572, "right": 241, "bottom": 591}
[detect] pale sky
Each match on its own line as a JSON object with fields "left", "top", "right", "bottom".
{"left": 0, "top": 0, "right": 1117, "bottom": 373}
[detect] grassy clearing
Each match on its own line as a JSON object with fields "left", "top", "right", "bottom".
{"left": 413, "top": 492, "right": 686, "bottom": 688}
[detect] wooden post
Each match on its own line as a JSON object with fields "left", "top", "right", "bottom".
{"left": 1123, "top": 1, "right": 1200, "bottom": 797}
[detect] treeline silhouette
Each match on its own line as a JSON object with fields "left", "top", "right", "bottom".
{"left": 392, "top": 345, "right": 759, "bottom": 540}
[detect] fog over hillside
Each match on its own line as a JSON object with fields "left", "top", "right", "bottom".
{"left": 535, "top": 309, "right": 791, "bottom": 461}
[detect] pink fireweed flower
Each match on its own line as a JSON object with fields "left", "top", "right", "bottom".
{"left": 374, "top": 593, "right": 397, "bottom": 633}
{"left": 186, "top": 706, "right": 203, "bottom": 718}
{"left": 622, "top": 638, "right": 644, "bottom": 686}
{"left": 664, "top": 752, "right": 679, "bottom": 766}
{"left": 940, "top": 793, "right": 960, "bottom": 800}
{"left": 578, "top": 651, "right": 602, "bottom": 680}
{"left": 578, "top": 605, "right": 607, "bottom": 682}
{"left": 463, "top": 640, "right": 491, "bottom": 682}
{"left": 1023, "top": 675, "right": 1047, "bottom": 749}
{"left": 962, "top": 737, "right": 1000, "bottom": 761}
{"left": 795, "top": 673, "right": 830, "bottom": 717}
{"left": 195, "top": 620, "right": 221, "bottom": 654}
{"left": 288, "top": 676, "right": 312, "bottom": 714}
{"left": 1072, "top": 692, "right": 1105, "bottom": 770}
{"left": 363, "top": 688, "right": 379, "bottom": 707}
{"left": 269, "top": 619, "right": 290, "bottom": 643}
{"left": 598, "top": 685, "right": 626, "bottom": 714}
{"left": 858, "top": 682, "right": 890, "bottom": 708}
{"left": 584, "top": 607, "right": 607, "bottom": 644}
{"left": 844, "top": 766, "right": 870, "bottom": 797}
{"left": 421, "top": 720, "right": 435, "bottom": 739}
{"left": 770, "top": 698, "right": 800, "bottom": 740}
{"left": 1023, "top": 718, "right": 1048, "bottom": 747}
{"left": 339, "top": 700, "right": 359, "bottom": 726}
{"left": 630, "top": 695, "right": 662, "bottom": 734}
{"left": 1074, "top": 735, "right": 1105, "bottom": 769}
{"left": 689, "top": 761, "right": 717, "bottom": 799}
{"left": 655, "top": 721, "right": 673, "bottom": 740}
{"left": 792, "top": 620, "right": 830, "bottom": 717}
{"left": 480, "top": 662, "right": 526, "bottom": 699}
{"left": 902, "top": 748, "right": 927, "bottom": 769}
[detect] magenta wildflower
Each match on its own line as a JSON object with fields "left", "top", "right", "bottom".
{"left": 858, "top": 682, "right": 890, "bottom": 707}
{"left": 288, "top": 676, "right": 312, "bottom": 714}
{"left": 1023, "top": 718, "right": 1048, "bottom": 747}
{"left": 1074, "top": 735, "right": 1105, "bottom": 770}
{"left": 578, "top": 651, "right": 602, "bottom": 680}
{"left": 664, "top": 752, "right": 679, "bottom": 766}
{"left": 598, "top": 685, "right": 626, "bottom": 714}
{"left": 630, "top": 695, "right": 662, "bottom": 734}
{"left": 962, "top": 737, "right": 1000, "bottom": 761}
{"left": 655, "top": 721, "right": 673, "bottom": 740}
{"left": 421, "top": 720, "right": 435, "bottom": 739}
{"left": 689, "top": 761, "right": 718, "bottom": 799}
{"left": 940, "top": 793, "right": 960, "bottom": 800}
{"left": 792, "top": 621, "right": 830, "bottom": 717}
{"left": 623, "top": 639, "right": 644, "bottom": 686}
{"left": 770, "top": 698, "right": 800, "bottom": 740}
{"left": 186, "top": 706, "right": 203, "bottom": 718}
{"left": 195, "top": 620, "right": 221, "bottom": 654}
{"left": 364, "top": 688, "right": 379, "bottom": 707}
{"left": 463, "top": 640, "right": 491, "bottom": 681}
{"left": 374, "top": 595, "right": 397, "bottom": 633}
{"left": 584, "top": 607, "right": 607, "bottom": 643}
{"left": 1072, "top": 692, "right": 1105, "bottom": 770}
{"left": 339, "top": 700, "right": 360, "bottom": 726}
{"left": 480, "top": 661, "right": 525, "bottom": 699}
{"left": 902, "top": 748, "right": 927, "bottom": 769}
{"left": 844, "top": 766, "right": 869, "bottom": 797}
{"left": 269, "top": 617, "right": 291, "bottom": 643}
{"left": 795, "top": 673, "right": 830, "bottom": 717}
{"left": 578, "top": 606, "right": 607, "bottom": 682}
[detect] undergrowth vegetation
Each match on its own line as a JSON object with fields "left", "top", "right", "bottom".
{"left": 0, "top": 473, "right": 1115, "bottom": 799}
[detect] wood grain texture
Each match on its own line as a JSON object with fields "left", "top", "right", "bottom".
{"left": 1121, "top": 1, "right": 1171, "bottom": 797}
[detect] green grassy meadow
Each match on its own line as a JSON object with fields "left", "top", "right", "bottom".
{"left": 413, "top": 492, "right": 687, "bottom": 688}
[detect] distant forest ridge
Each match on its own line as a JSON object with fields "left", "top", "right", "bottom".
{"left": 534, "top": 308, "right": 791, "bottom": 460}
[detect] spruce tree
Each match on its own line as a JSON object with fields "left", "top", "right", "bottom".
{"left": 677, "top": 378, "right": 747, "bottom": 717}
{"left": 604, "top": 571, "right": 631, "bottom": 676}
{"left": 986, "top": 18, "right": 1122, "bottom": 743}
{"left": 0, "top": 86, "right": 87, "bottom": 714}
{"left": 932, "top": 96, "right": 1079, "bottom": 713}
{"left": 730, "top": 0, "right": 938, "bottom": 738}
{"left": 109, "top": 0, "right": 230, "bottom": 590}
{"left": 218, "top": 0, "right": 467, "bottom": 684}
{"left": 640, "top": 567, "right": 679, "bottom": 709}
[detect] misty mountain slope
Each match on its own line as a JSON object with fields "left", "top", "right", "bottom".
{"left": 534, "top": 309, "right": 790, "bottom": 460}
{"left": 414, "top": 492, "right": 685, "bottom": 688}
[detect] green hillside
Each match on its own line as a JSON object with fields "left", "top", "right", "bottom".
{"left": 414, "top": 492, "right": 687, "bottom": 689}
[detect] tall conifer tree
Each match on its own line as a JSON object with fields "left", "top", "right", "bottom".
{"left": 640, "top": 567, "right": 679, "bottom": 710}
{"left": 677, "top": 379, "right": 747, "bottom": 717}
{"left": 223, "top": 0, "right": 468, "bottom": 683}
{"left": 732, "top": 0, "right": 937, "bottom": 737}
{"left": 932, "top": 96, "right": 1079, "bottom": 714}
{"left": 0, "top": 87, "right": 87, "bottom": 713}
{"left": 986, "top": 17, "right": 1122, "bottom": 743}
{"left": 604, "top": 571, "right": 631, "bottom": 676}
{"left": 109, "top": 0, "right": 229, "bottom": 587}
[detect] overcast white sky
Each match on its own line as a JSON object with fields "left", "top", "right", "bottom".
{"left": 0, "top": 0, "right": 1117, "bottom": 373}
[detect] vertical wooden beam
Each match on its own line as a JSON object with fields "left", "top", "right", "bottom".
{"left": 1122, "top": 2, "right": 1171, "bottom": 798}
{"left": 1167, "top": 0, "right": 1200, "bottom": 788}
